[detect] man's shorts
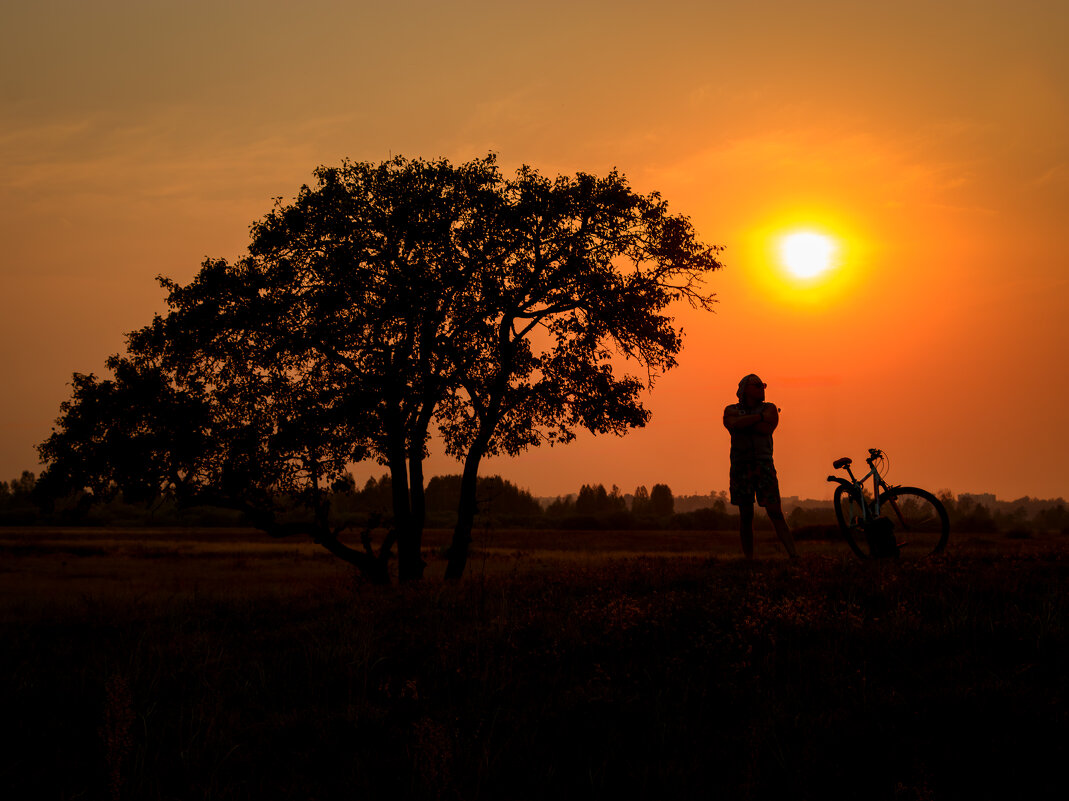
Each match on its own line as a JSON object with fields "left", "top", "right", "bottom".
{"left": 729, "top": 460, "right": 781, "bottom": 508}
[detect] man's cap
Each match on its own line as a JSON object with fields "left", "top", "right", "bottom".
{"left": 736, "top": 374, "right": 766, "bottom": 403}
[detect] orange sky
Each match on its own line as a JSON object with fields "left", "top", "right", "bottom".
{"left": 3, "top": 1, "right": 1068, "bottom": 500}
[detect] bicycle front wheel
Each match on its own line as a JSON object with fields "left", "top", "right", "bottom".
{"left": 876, "top": 486, "right": 950, "bottom": 557}
{"left": 833, "top": 484, "right": 869, "bottom": 559}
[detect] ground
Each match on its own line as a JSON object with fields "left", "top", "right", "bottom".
{"left": 2, "top": 526, "right": 1067, "bottom": 799}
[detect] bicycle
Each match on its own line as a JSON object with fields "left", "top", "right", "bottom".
{"left": 827, "top": 448, "right": 949, "bottom": 559}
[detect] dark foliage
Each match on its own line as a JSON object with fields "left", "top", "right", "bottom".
{"left": 36, "top": 155, "right": 722, "bottom": 582}
{"left": 422, "top": 474, "right": 543, "bottom": 526}
{"left": 0, "top": 470, "right": 38, "bottom": 524}
{"left": 649, "top": 482, "right": 675, "bottom": 517}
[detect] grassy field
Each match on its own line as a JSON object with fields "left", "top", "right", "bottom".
{"left": 2, "top": 526, "right": 1068, "bottom": 799}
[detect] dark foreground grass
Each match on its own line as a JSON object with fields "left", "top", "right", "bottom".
{"left": 2, "top": 533, "right": 1069, "bottom": 800}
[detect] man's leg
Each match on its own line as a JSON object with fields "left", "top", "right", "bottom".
{"left": 766, "top": 502, "right": 798, "bottom": 559}
{"left": 738, "top": 502, "right": 755, "bottom": 560}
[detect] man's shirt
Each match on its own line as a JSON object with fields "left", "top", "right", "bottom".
{"left": 729, "top": 402, "right": 774, "bottom": 463}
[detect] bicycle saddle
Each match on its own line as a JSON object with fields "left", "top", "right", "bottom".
{"left": 832, "top": 457, "right": 852, "bottom": 469}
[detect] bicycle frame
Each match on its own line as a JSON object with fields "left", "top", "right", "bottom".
{"left": 827, "top": 449, "right": 894, "bottom": 521}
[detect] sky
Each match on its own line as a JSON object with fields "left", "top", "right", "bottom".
{"left": 2, "top": 0, "right": 1068, "bottom": 501}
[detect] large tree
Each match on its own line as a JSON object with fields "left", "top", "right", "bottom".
{"left": 435, "top": 165, "right": 720, "bottom": 576}
{"left": 38, "top": 154, "right": 721, "bottom": 582}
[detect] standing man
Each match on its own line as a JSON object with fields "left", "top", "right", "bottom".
{"left": 723, "top": 374, "right": 798, "bottom": 560}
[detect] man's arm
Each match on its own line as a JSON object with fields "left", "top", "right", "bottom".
{"left": 753, "top": 403, "right": 778, "bottom": 434}
{"left": 724, "top": 404, "right": 763, "bottom": 431}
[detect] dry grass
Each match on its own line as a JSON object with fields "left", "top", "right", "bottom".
{"left": 2, "top": 526, "right": 1068, "bottom": 799}
{"left": 1, "top": 524, "right": 1059, "bottom": 603}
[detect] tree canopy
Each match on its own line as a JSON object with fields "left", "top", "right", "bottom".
{"left": 38, "top": 154, "right": 722, "bottom": 582}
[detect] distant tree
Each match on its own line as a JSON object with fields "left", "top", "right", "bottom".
{"left": 572, "top": 483, "right": 629, "bottom": 517}
{"left": 1035, "top": 503, "right": 1069, "bottom": 533}
{"left": 669, "top": 504, "right": 738, "bottom": 531}
{"left": 786, "top": 504, "right": 837, "bottom": 529}
{"left": 955, "top": 501, "right": 998, "bottom": 533}
{"left": 936, "top": 490, "right": 957, "bottom": 519}
{"left": 474, "top": 475, "right": 543, "bottom": 520}
{"left": 10, "top": 471, "right": 36, "bottom": 498}
{"left": 995, "top": 505, "right": 1030, "bottom": 532}
{"left": 650, "top": 483, "right": 675, "bottom": 518}
{"left": 545, "top": 494, "right": 576, "bottom": 517}
{"left": 38, "top": 154, "right": 721, "bottom": 581}
{"left": 0, "top": 471, "right": 41, "bottom": 523}
{"left": 712, "top": 492, "right": 728, "bottom": 514}
{"left": 631, "top": 485, "right": 651, "bottom": 516}
{"left": 574, "top": 484, "right": 605, "bottom": 516}
{"left": 423, "top": 474, "right": 542, "bottom": 522}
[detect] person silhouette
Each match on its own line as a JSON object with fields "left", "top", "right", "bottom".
{"left": 722, "top": 374, "right": 798, "bottom": 560}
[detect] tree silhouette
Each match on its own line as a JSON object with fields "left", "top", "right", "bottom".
{"left": 433, "top": 164, "right": 721, "bottom": 575}
{"left": 38, "top": 154, "right": 721, "bottom": 581}
{"left": 631, "top": 485, "right": 651, "bottom": 516}
{"left": 422, "top": 474, "right": 542, "bottom": 522}
{"left": 649, "top": 483, "right": 675, "bottom": 518}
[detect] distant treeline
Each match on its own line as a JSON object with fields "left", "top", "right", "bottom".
{"left": 3, "top": 470, "right": 1068, "bottom": 535}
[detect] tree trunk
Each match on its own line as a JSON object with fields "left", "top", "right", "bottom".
{"left": 387, "top": 448, "right": 414, "bottom": 582}
{"left": 444, "top": 440, "right": 487, "bottom": 580}
{"left": 399, "top": 448, "right": 428, "bottom": 581}
{"left": 445, "top": 362, "right": 509, "bottom": 581}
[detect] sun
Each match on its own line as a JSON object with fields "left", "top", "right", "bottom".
{"left": 741, "top": 213, "right": 860, "bottom": 308}
{"left": 778, "top": 231, "right": 838, "bottom": 279}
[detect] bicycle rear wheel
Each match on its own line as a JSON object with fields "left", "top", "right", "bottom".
{"left": 876, "top": 486, "right": 950, "bottom": 557}
{"left": 833, "top": 484, "right": 869, "bottom": 559}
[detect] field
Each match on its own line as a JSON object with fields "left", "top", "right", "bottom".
{"left": 2, "top": 526, "right": 1068, "bottom": 800}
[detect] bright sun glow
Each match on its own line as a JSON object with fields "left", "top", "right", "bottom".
{"left": 779, "top": 231, "right": 838, "bottom": 279}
